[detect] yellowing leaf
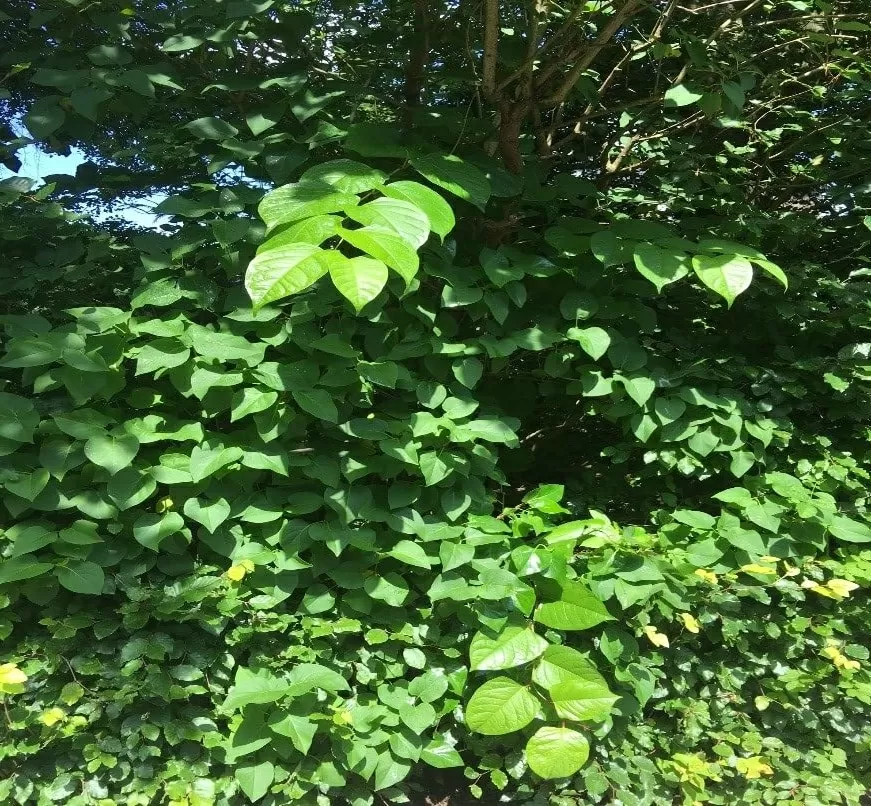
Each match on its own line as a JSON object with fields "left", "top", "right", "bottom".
{"left": 739, "top": 564, "right": 778, "bottom": 576}
{"left": 734, "top": 756, "right": 773, "bottom": 779}
{"left": 0, "top": 662, "right": 27, "bottom": 685}
{"left": 156, "top": 496, "right": 174, "bottom": 513}
{"left": 226, "top": 560, "right": 255, "bottom": 582}
{"left": 40, "top": 707, "right": 66, "bottom": 726}
{"left": 826, "top": 578, "right": 859, "bottom": 598}
{"left": 693, "top": 569, "right": 718, "bottom": 584}
{"left": 643, "top": 626, "right": 670, "bottom": 648}
{"left": 679, "top": 613, "right": 700, "bottom": 634}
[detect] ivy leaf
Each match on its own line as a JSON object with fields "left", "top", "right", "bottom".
{"left": 692, "top": 255, "right": 754, "bottom": 307}
{"left": 465, "top": 677, "right": 539, "bottom": 735}
{"left": 329, "top": 256, "right": 389, "bottom": 312}
{"left": 258, "top": 181, "right": 359, "bottom": 230}
{"left": 469, "top": 625, "right": 549, "bottom": 671}
{"left": 382, "top": 180, "right": 455, "bottom": 239}
{"left": 235, "top": 761, "right": 274, "bottom": 802}
{"left": 245, "top": 244, "right": 342, "bottom": 309}
{"left": 83, "top": 433, "right": 140, "bottom": 475}
{"left": 411, "top": 154, "right": 491, "bottom": 211}
{"left": 534, "top": 582, "right": 614, "bottom": 631}
{"left": 55, "top": 561, "right": 105, "bottom": 595}
{"left": 339, "top": 225, "right": 419, "bottom": 285}
{"left": 525, "top": 727, "right": 590, "bottom": 779}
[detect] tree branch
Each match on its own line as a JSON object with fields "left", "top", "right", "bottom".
{"left": 540, "top": 0, "right": 644, "bottom": 107}
{"left": 482, "top": 0, "right": 499, "bottom": 100}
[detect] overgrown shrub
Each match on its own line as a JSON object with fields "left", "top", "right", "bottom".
{"left": 2, "top": 0, "right": 871, "bottom": 803}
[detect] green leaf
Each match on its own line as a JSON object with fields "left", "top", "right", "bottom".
{"left": 411, "top": 153, "right": 491, "bottom": 211}
{"left": 568, "top": 327, "right": 610, "bottom": 361}
{"left": 532, "top": 645, "right": 609, "bottom": 692}
{"left": 329, "top": 256, "right": 389, "bottom": 311}
{"left": 84, "top": 433, "right": 140, "bottom": 476}
{"left": 409, "top": 671, "right": 450, "bottom": 703}
{"left": 0, "top": 555, "right": 53, "bottom": 583}
{"left": 0, "top": 392, "right": 40, "bottom": 442}
{"left": 299, "top": 159, "right": 387, "bottom": 193}
{"left": 535, "top": 582, "right": 613, "bottom": 631}
{"left": 291, "top": 388, "right": 339, "bottom": 422}
{"left": 339, "top": 225, "right": 419, "bottom": 285}
{"left": 382, "top": 180, "right": 455, "bottom": 239}
{"left": 183, "top": 497, "right": 231, "bottom": 534}
{"left": 268, "top": 713, "right": 317, "bottom": 754}
{"left": 24, "top": 98, "right": 65, "bottom": 138}
{"left": 465, "top": 677, "right": 539, "bottom": 735}
{"left": 664, "top": 84, "right": 704, "bottom": 107}
{"left": 452, "top": 357, "right": 484, "bottom": 389}
{"left": 183, "top": 116, "right": 239, "bottom": 139}
{"left": 364, "top": 572, "right": 410, "bottom": 606}
{"left": 230, "top": 388, "right": 279, "bottom": 422}
{"left": 258, "top": 181, "right": 359, "bottom": 230}
{"left": 235, "top": 761, "right": 274, "bottom": 802}
{"left": 55, "top": 561, "right": 105, "bottom": 595}
{"left": 622, "top": 375, "right": 656, "bottom": 407}
{"left": 133, "top": 512, "right": 185, "bottom": 551}
{"left": 223, "top": 667, "right": 291, "bottom": 711}
{"left": 5, "top": 468, "right": 50, "bottom": 501}
{"left": 549, "top": 677, "right": 619, "bottom": 722}
{"left": 106, "top": 467, "right": 156, "bottom": 510}
{"left": 189, "top": 444, "right": 243, "bottom": 484}
{"left": 692, "top": 255, "right": 754, "bottom": 307}
{"left": 258, "top": 215, "right": 341, "bottom": 249}
{"left": 373, "top": 753, "right": 412, "bottom": 791}
{"left": 286, "top": 663, "right": 350, "bottom": 695}
{"left": 346, "top": 198, "right": 431, "bottom": 248}
{"left": 525, "top": 727, "right": 590, "bottom": 779}
{"left": 387, "top": 539, "right": 432, "bottom": 569}
{"left": 421, "top": 736, "right": 464, "bottom": 768}
{"left": 469, "top": 625, "right": 549, "bottom": 671}
{"left": 245, "top": 244, "right": 342, "bottom": 309}
{"left": 828, "top": 515, "right": 871, "bottom": 543}
{"left": 633, "top": 243, "right": 690, "bottom": 292}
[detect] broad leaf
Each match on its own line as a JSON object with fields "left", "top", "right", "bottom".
{"left": 245, "top": 244, "right": 343, "bottom": 309}
{"left": 465, "top": 677, "right": 539, "bottom": 735}
{"left": 346, "top": 198, "right": 431, "bottom": 248}
{"left": 329, "top": 256, "right": 389, "bottom": 311}
{"left": 469, "top": 625, "right": 549, "bottom": 671}
{"left": 534, "top": 582, "right": 614, "bottom": 631}
{"left": 632, "top": 243, "right": 690, "bottom": 292}
{"left": 382, "top": 180, "right": 455, "bottom": 239}
{"left": 411, "top": 154, "right": 491, "bottom": 211}
{"left": 525, "top": 727, "right": 590, "bottom": 779}
{"left": 692, "top": 254, "right": 754, "bottom": 307}
{"left": 339, "top": 225, "right": 419, "bottom": 284}
{"left": 258, "top": 181, "right": 359, "bottom": 230}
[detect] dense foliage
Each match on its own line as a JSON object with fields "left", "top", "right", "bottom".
{"left": 1, "top": 0, "right": 870, "bottom": 804}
